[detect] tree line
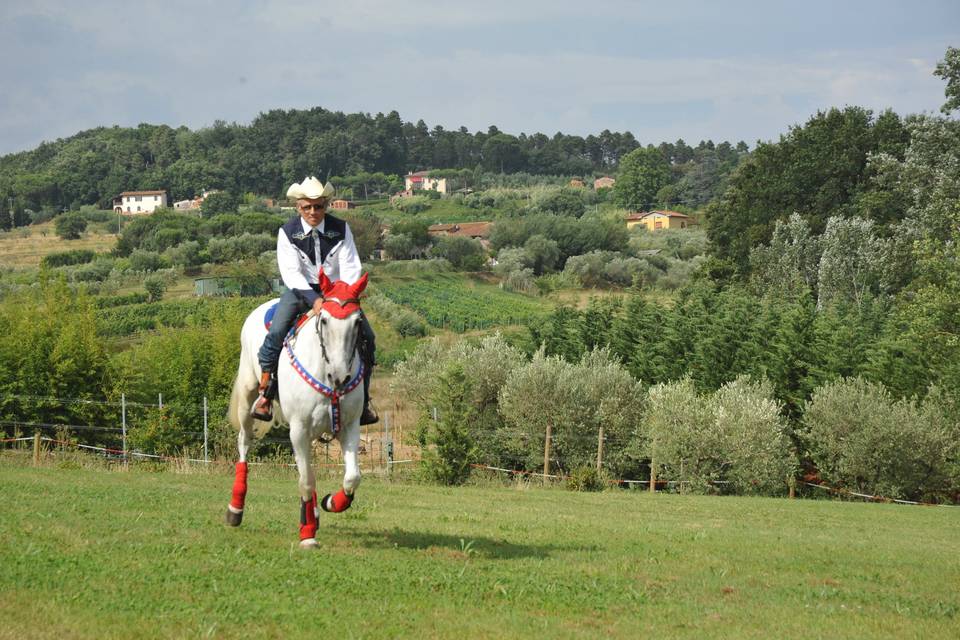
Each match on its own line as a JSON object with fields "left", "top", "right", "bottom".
{"left": 0, "top": 105, "right": 745, "bottom": 222}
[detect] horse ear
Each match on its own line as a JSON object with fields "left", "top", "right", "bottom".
{"left": 318, "top": 268, "right": 334, "bottom": 295}
{"left": 350, "top": 272, "right": 369, "bottom": 297}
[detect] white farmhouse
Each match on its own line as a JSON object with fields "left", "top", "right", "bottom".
{"left": 114, "top": 190, "right": 168, "bottom": 215}
{"left": 404, "top": 171, "right": 448, "bottom": 194}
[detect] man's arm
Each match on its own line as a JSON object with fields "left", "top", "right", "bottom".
{"left": 277, "top": 229, "right": 320, "bottom": 305}
{"left": 338, "top": 223, "right": 362, "bottom": 284}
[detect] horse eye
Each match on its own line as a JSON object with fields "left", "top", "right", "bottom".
{"left": 320, "top": 317, "right": 327, "bottom": 325}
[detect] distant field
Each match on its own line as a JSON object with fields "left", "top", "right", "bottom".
{"left": 359, "top": 198, "right": 503, "bottom": 225}
{"left": 0, "top": 221, "right": 117, "bottom": 267}
{"left": 375, "top": 273, "right": 551, "bottom": 331}
{"left": 0, "top": 463, "right": 957, "bottom": 639}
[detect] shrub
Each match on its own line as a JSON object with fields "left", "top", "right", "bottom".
{"left": 393, "top": 311, "right": 428, "bottom": 337}
{"left": 200, "top": 191, "right": 240, "bottom": 217}
{"left": 164, "top": 240, "right": 205, "bottom": 267}
{"left": 801, "top": 377, "right": 960, "bottom": 501}
{"left": 364, "top": 293, "right": 428, "bottom": 337}
{"left": 532, "top": 187, "right": 585, "bottom": 218}
{"left": 501, "top": 267, "right": 534, "bottom": 293}
{"left": 646, "top": 376, "right": 794, "bottom": 495}
{"left": 41, "top": 249, "right": 95, "bottom": 268}
{"left": 566, "top": 465, "right": 606, "bottom": 492}
{"left": 54, "top": 211, "right": 87, "bottom": 240}
{"left": 498, "top": 349, "right": 645, "bottom": 477}
{"left": 129, "top": 249, "right": 168, "bottom": 272}
{"left": 69, "top": 258, "right": 115, "bottom": 283}
{"left": 431, "top": 236, "right": 486, "bottom": 271}
{"left": 144, "top": 274, "right": 167, "bottom": 302}
{"left": 493, "top": 247, "right": 532, "bottom": 276}
{"left": 391, "top": 195, "right": 431, "bottom": 214}
{"left": 79, "top": 206, "right": 113, "bottom": 223}
{"left": 206, "top": 233, "right": 273, "bottom": 263}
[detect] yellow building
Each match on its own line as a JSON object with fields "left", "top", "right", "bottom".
{"left": 626, "top": 210, "right": 694, "bottom": 231}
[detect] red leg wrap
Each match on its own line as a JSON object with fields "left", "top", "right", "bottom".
{"left": 230, "top": 462, "right": 248, "bottom": 511}
{"left": 321, "top": 489, "right": 354, "bottom": 513}
{"left": 300, "top": 492, "right": 318, "bottom": 540}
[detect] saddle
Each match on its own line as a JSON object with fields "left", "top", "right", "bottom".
{"left": 263, "top": 303, "right": 313, "bottom": 335}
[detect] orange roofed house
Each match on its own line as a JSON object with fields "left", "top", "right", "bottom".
{"left": 428, "top": 221, "right": 493, "bottom": 249}
{"left": 594, "top": 176, "right": 616, "bottom": 190}
{"left": 626, "top": 210, "right": 694, "bottom": 231}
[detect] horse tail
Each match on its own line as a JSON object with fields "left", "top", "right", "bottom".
{"left": 228, "top": 374, "right": 245, "bottom": 431}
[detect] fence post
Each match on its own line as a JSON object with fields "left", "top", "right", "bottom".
{"left": 384, "top": 413, "right": 392, "bottom": 477}
{"left": 33, "top": 431, "right": 40, "bottom": 466}
{"left": 542, "top": 422, "right": 552, "bottom": 485}
{"left": 596, "top": 425, "right": 604, "bottom": 474}
{"left": 203, "top": 396, "right": 209, "bottom": 463}
{"left": 121, "top": 393, "right": 127, "bottom": 465}
{"left": 649, "top": 459, "right": 657, "bottom": 493}
{"left": 788, "top": 475, "right": 796, "bottom": 499}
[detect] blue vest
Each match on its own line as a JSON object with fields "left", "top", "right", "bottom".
{"left": 280, "top": 214, "right": 347, "bottom": 266}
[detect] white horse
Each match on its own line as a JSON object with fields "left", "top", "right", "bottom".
{"left": 226, "top": 271, "right": 369, "bottom": 548}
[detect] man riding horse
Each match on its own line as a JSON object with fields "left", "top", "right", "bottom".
{"left": 251, "top": 175, "right": 378, "bottom": 425}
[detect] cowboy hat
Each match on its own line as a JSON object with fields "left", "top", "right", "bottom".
{"left": 286, "top": 176, "right": 335, "bottom": 200}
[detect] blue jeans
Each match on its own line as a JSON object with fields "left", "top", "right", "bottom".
{"left": 257, "top": 289, "right": 377, "bottom": 382}
{"left": 257, "top": 289, "right": 309, "bottom": 373}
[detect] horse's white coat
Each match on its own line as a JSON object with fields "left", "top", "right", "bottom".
{"left": 229, "top": 298, "right": 365, "bottom": 539}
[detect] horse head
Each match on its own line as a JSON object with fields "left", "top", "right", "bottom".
{"left": 316, "top": 271, "right": 368, "bottom": 389}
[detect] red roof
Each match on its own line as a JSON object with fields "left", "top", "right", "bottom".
{"left": 428, "top": 222, "right": 492, "bottom": 238}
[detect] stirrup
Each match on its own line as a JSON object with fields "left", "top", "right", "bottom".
{"left": 250, "top": 394, "right": 273, "bottom": 421}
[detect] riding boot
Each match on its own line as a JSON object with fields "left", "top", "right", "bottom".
{"left": 360, "top": 366, "right": 378, "bottom": 425}
{"left": 251, "top": 371, "right": 276, "bottom": 421}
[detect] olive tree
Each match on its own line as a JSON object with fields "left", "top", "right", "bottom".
{"left": 801, "top": 377, "right": 960, "bottom": 502}
{"left": 646, "top": 376, "right": 795, "bottom": 495}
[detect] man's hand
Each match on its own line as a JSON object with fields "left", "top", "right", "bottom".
{"left": 312, "top": 298, "right": 324, "bottom": 316}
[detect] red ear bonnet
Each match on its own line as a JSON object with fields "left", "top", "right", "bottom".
{"left": 349, "top": 272, "right": 369, "bottom": 298}
{"left": 317, "top": 271, "right": 367, "bottom": 319}
{"left": 318, "top": 269, "right": 335, "bottom": 296}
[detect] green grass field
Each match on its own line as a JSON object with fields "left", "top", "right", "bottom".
{"left": 374, "top": 273, "right": 550, "bottom": 331}
{"left": 1, "top": 462, "right": 957, "bottom": 639}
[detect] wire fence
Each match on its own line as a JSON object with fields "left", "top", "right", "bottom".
{"left": 0, "top": 391, "right": 407, "bottom": 470}
{"left": 3, "top": 393, "right": 957, "bottom": 507}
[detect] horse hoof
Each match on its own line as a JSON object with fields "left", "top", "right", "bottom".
{"left": 225, "top": 508, "right": 244, "bottom": 527}
{"left": 299, "top": 538, "right": 319, "bottom": 549}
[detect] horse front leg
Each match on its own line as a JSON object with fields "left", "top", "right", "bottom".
{"left": 322, "top": 418, "right": 360, "bottom": 513}
{"left": 290, "top": 420, "right": 319, "bottom": 549}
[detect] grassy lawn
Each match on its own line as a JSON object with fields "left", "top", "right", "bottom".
{"left": 1, "top": 463, "right": 957, "bottom": 639}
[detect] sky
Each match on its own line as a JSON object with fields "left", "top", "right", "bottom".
{"left": 0, "top": 1, "right": 957, "bottom": 156}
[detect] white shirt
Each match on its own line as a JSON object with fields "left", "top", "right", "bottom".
{"left": 276, "top": 216, "right": 362, "bottom": 299}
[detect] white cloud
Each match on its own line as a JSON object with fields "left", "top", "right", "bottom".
{"left": 0, "top": 2, "right": 954, "bottom": 154}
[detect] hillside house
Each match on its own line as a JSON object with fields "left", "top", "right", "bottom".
{"left": 330, "top": 199, "right": 356, "bottom": 210}
{"left": 569, "top": 178, "right": 585, "bottom": 188}
{"left": 428, "top": 221, "right": 493, "bottom": 249}
{"left": 626, "top": 210, "right": 694, "bottom": 231}
{"left": 173, "top": 189, "right": 221, "bottom": 212}
{"left": 405, "top": 171, "right": 448, "bottom": 194}
{"left": 594, "top": 176, "right": 616, "bottom": 190}
{"left": 114, "top": 190, "right": 168, "bottom": 214}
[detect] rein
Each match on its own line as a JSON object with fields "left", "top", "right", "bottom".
{"left": 284, "top": 302, "right": 364, "bottom": 438}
